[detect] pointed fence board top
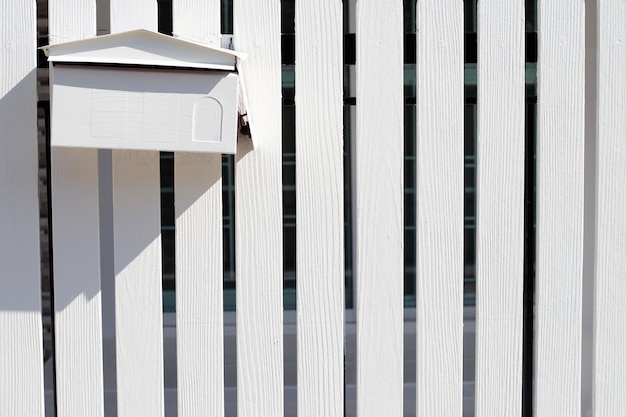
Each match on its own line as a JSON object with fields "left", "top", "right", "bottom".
{"left": 42, "top": 29, "right": 245, "bottom": 70}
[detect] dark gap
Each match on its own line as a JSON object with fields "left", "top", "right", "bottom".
{"left": 343, "top": 2, "right": 355, "bottom": 416}
{"left": 465, "top": 33, "right": 477, "bottom": 64}
{"left": 343, "top": 107, "right": 354, "bottom": 310}
{"left": 343, "top": 28, "right": 354, "bottom": 310}
{"left": 157, "top": 0, "right": 175, "bottom": 306}
{"left": 522, "top": 0, "right": 538, "bottom": 410}
{"left": 159, "top": 153, "right": 175, "bottom": 299}
{"left": 404, "top": 34, "right": 416, "bottom": 64}
{"left": 282, "top": 0, "right": 297, "bottom": 413}
{"left": 522, "top": 97, "right": 537, "bottom": 417}
{"left": 344, "top": 34, "right": 355, "bottom": 65}
{"left": 282, "top": 104, "right": 296, "bottom": 310}
{"left": 282, "top": 34, "right": 295, "bottom": 65}
{"left": 403, "top": 99, "right": 416, "bottom": 309}
{"left": 96, "top": 0, "right": 110, "bottom": 35}
{"left": 404, "top": 0, "right": 416, "bottom": 32}
{"left": 221, "top": 0, "right": 233, "bottom": 34}
{"left": 342, "top": 105, "right": 351, "bottom": 417}
{"left": 41, "top": 98, "right": 57, "bottom": 417}
{"left": 526, "top": 0, "right": 538, "bottom": 32}
{"left": 38, "top": 5, "right": 54, "bottom": 417}
{"left": 526, "top": 32, "right": 538, "bottom": 63}
{"left": 281, "top": 0, "right": 295, "bottom": 34}
{"left": 223, "top": 154, "right": 236, "bottom": 310}
{"left": 282, "top": 0, "right": 296, "bottom": 312}
{"left": 38, "top": 36, "right": 49, "bottom": 68}
{"left": 402, "top": 5, "right": 416, "bottom": 417}
{"left": 157, "top": 1, "right": 175, "bottom": 414}
{"left": 157, "top": 0, "right": 173, "bottom": 36}
{"left": 463, "top": 2, "right": 477, "bottom": 415}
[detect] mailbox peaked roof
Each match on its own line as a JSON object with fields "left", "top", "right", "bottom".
{"left": 42, "top": 29, "right": 245, "bottom": 71}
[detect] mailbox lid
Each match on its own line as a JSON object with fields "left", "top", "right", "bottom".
{"left": 43, "top": 29, "right": 244, "bottom": 71}
{"left": 51, "top": 65, "right": 238, "bottom": 154}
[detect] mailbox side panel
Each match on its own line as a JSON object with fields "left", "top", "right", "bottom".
{"left": 51, "top": 65, "right": 238, "bottom": 154}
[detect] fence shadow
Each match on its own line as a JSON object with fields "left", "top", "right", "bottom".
{"left": 0, "top": 70, "right": 43, "bottom": 313}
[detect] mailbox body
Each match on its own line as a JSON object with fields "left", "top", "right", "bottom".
{"left": 45, "top": 30, "right": 242, "bottom": 154}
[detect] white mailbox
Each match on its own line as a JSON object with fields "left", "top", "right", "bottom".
{"left": 43, "top": 29, "right": 247, "bottom": 154}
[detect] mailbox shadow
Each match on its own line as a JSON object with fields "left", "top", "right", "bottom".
{"left": 0, "top": 70, "right": 48, "bottom": 313}
{"left": 172, "top": 152, "right": 223, "bottom": 216}
{"left": 175, "top": 129, "right": 254, "bottom": 219}
{"left": 110, "top": 149, "right": 165, "bottom": 276}
{"left": 235, "top": 129, "right": 255, "bottom": 162}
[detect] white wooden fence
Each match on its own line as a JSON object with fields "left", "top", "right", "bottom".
{"left": 1, "top": 0, "right": 625, "bottom": 416}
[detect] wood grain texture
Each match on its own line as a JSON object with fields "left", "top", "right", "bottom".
{"left": 475, "top": 1, "right": 525, "bottom": 416}
{"left": 173, "top": 0, "right": 220, "bottom": 46}
{"left": 174, "top": 154, "right": 224, "bottom": 417}
{"left": 112, "top": 150, "right": 164, "bottom": 417}
{"left": 355, "top": 1, "right": 404, "bottom": 416}
{"left": 295, "top": 1, "right": 344, "bottom": 416}
{"left": 48, "top": 0, "right": 97, "bottom": 44}
{"left": 172, "top": 2, "right": 225, "bottom": 416}
{"left": 233, "top": 0, "right": 284, "bottom": 415}
{"left": 110, "top": 0, "right": 157, "bottom": 33}
{"left": 51, "top": 148, "right": 104, "bottom": 417}
{"left": 48, "top": 2, "right": 105, "bottom": 416}
{"left": 415, "top": 1, "right": 464, "bottom": 415}
{"left": 594, "top": 1, "right": 626, "bottom": 415}
{"left": 109, "top": 4, "right": 163, "bottom": 417}
{"left": 534, "top": 1, "right": 585, "bottom": 416}
{"left": 0, "top": 2, "right": 44, "bottom": 416}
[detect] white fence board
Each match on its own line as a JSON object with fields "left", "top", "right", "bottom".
{"left": 51, "top": 148, "right": 104, "bottom": 417}
{"left": 110, "top": 0, "right": 157, "bottom": 33}
{"left": 355, "top": 1, "right": 404, "bottom": 416}
{"left": 476, "top": 2, "right": 525, "bottom": 417}
{"left": 173, "top": 2, "right": 225, "bottom": 416}
{"left": 112, "top": 150, "right": 164, "bottom": 417}
{"left": 233, "top": 1, "right": 284, "bottom": 415}
{"left": 174, "top": 154, "right": 224, "bottom": 417}
{"left": 295, "top": 1, "right": 344, "bottom": 416}
{"left": 535, "top": 1, "right": 585, "bottom": 416}
{"left": 595, "top": 1, "right": 626, "bottom": 415}
{"left": 0, "top": 2, "right": 44, "bottom": 416}
{"left": 415, "top": 1, "right": 464, "bottom": 415}
{"left": 109, "top": 4, "right": 163, "bottom": 417}
{"left": 173, "top": 0, "right": 220, "bottom": 46}
{"left": 48, "top": 2, "right": 104, "bottom": 416}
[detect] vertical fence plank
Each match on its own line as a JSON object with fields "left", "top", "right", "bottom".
{"left": 355, "top": 1, "right": 404, "bottom": 416}
{"left": 233, "top": 1, "right": 284, "bottom": 415}
{"left": 48, "top": 2, "right": 104, "bottom": 416}
{"left": 0, "top": 2, "right": 44, "bottom": 416}
{"left": 108, "top": 2, "right": 163, "bottom": 417}
{"left": 174, "top": 153, "right": 224, "bottom": 417}
{"left": 172, "top": 3, "right": 224, "bottom": 417}
{"left": 112, "top": 151, "right": 164, "bottom": 417}
{"left": 415, "top": 0, "right": 464, "bottom": 415}
{"left": 476, "top": 1, "right": 525, "bottom": 417}
{"left": 173, "top": 0, "right": 220, "bottom": 46}
{"left": 595, "top": 1, "right": 626, "bottom": 415}
{"left": 295, "top": 1, "right": 344, "bottom": 416}
{"left": 110, "top": 0, "right": 157, "bottom": 32}
{"left": 534, "top": 1, "right": 585, "bottom": 416}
